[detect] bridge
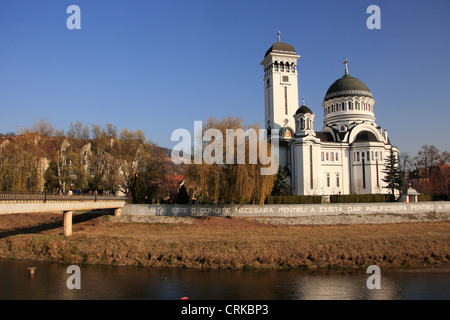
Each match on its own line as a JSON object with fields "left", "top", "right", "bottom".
{"left": 0, "top": 192, "right": 127, "bottom": 236}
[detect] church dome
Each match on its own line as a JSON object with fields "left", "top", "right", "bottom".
{"left": 264, "top": 41, "right": 296, "bottom": 58}
{"left": 295, "top": 98, "right": 313, "bottom": 115}
{"left": 324, "top": 74, "right": 372, "bottom": 101}
{"left": 295, "top": 104, "right": 312, "bottom": 115}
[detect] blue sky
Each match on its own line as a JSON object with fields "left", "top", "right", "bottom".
{"left": 0, "top": 0, "right": 449, "bottom": 157}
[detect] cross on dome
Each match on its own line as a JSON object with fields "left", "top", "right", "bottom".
{"left": 344, "top": 58, "right": 349, "bottom": 75}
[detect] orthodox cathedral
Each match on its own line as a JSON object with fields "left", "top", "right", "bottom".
{"left": 261, "top": 34, "right": 398, "bottom": 195}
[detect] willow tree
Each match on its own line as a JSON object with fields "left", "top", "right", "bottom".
{"left": 0, "top": 133, "right": 41, "bottom": 192}
{"left": 129, "top": 142, "right": 166, "bottom": 203}
{"left": 185, "top": 117, "right": 276, "bottom": 205}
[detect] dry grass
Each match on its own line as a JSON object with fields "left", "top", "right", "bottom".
{"left": 0, "top": 213, "right": 449, "bottom": 270}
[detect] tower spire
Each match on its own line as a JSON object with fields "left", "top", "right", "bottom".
{"left": 344, "top": 58, "right": 349, "bottom": 75}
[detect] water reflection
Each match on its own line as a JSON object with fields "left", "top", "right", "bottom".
{"left": 0, "top": 259, "right": 449, "bottom": 300}
{"left": 285, "top": 270, "right": 400, "bottom": 300}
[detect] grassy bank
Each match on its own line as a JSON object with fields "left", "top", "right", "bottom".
{"left": 0, "top": 213, "right": 449, "bottom": 270}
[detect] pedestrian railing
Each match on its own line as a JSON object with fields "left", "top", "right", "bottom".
{"left": 0, "top": 192, "right": 127, "bottom": 202}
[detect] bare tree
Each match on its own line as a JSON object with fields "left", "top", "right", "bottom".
{"left": 105, "top": 123, "right": 117, "bottom": 139}
{"left": 91, "top": 124, "right": 103, "bottom": 140}
{"left": 412, "top": 145, "right": 450, "bottom": 197}
{"left": 398, "top": 152, "right": 413, "bottom": 173}
{"left": 30, "top": 119, "right": 55, "bottom": 137}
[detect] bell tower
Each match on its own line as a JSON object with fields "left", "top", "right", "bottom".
{"left": 261, "top": 32, "right": 301, "bottom": 133}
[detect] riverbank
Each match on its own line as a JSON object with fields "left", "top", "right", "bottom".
{"left": 0, "top": 212, "right": 449, "bottom": 270}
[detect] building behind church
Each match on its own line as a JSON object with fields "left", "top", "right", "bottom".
{"left": 261, "top": 36, "right": 398, "bottom": 196}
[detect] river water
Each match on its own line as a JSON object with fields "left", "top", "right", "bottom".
{"left": 0, "top": 259, "right": 449, "bottom": 300}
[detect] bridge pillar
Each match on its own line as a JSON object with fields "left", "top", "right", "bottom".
{"left": 63, "top": 211, "right": 73, "bottom": 237}
{"left": 114, "top": 208, "right": 122, "bottom": 217}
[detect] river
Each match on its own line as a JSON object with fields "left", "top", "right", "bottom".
{"left": 0, "top": 259, "right": 449, "bottom": 300}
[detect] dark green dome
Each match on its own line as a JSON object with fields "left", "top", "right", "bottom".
{"left": 295, "top": 104, "right": 312, "bottom": 115}
{"left": 264, "top": 41, "right": 296, "bottom": 58}
{"left": 324, "top": 75, "right": 372, "bottom": 101}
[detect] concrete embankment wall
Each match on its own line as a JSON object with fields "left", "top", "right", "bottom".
{"left": 118, "top": 202, "right": 450, "bottom": 225}
{"left": 123, "top": 202, "right": 450, "bottom": 217}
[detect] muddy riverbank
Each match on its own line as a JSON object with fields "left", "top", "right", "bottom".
{"left": 0, "top": 212, "right": 449, "bottom": 270}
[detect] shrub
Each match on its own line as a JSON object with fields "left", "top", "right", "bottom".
{"left": 418, "top": 194, "right": 433, "bottom": 202}
{"left": 266, "top": 195, "right": 322, "bottom": 204}
{"left": 330, "top": 194, "right": 390, "bottom": 203}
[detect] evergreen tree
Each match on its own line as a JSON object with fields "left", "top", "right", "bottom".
{"left": 271, "top": 165, "right": 290, "bottom": 196}
{"left": 130, "top": 175, "right": 152, "bottom": 203}
{"left": 176, "top": 184, "right": 190, "bottom": 204}
{"left": 44, "top": 160, "right": 61, "bottom": 192}
{"left": 382, "top": 151, "right": 404, "bottom": 200}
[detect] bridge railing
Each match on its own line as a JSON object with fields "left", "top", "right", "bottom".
{"left": 0, "top": 192, "right": 127, "bottom": 202}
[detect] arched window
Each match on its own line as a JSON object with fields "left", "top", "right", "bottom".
{"left": 274, "top": 61, "right": 279, "bottom": 71}
{"left": 371, "top": 151, "right": 374, "bottom": 160}
{"left": 326, "top": 153, "right": 329, "bottom": 161}
{"left": 342, "top": 102, "right": 346, "bottom": 110}
{"left": 330, "top": 153, "right": 334, "bottom": 161}
{"left": 357, "top": 152, "right": 360, "bottom": 161}
{"left": 321, "top": 152, "right": 324, "bottom": 161}
{"left": 336, "top": 152, "right": 339, "bottom": 161}
{"left": 280, "top": 62, "right": 284, "bottom": 72}
{"left": 367, "top": 151, "right": 370, "bottom": 160}
{"left": 291, "top": 63, "right": 295, "bottom": 73}
{"left": 349, "top": 101, "right": 353, "bottom": 110}
{"left": 286, "top": 63, "right": 290, "bottom": 72}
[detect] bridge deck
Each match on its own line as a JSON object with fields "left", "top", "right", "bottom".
{"left": 0, "top": 193, "right": 127, "bottom": 236}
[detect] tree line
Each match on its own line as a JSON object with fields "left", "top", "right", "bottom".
{"left": 399, "top": 145, "right": 449, "bottom": 199}
{"left": 0, "top": 119, "right": 180, "bottom": 203}
{"left": 1, "top": 119, "right": 448, "bottom": 203}
{"left": 1, "top": 117, "right": 278, "bottom": 204}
